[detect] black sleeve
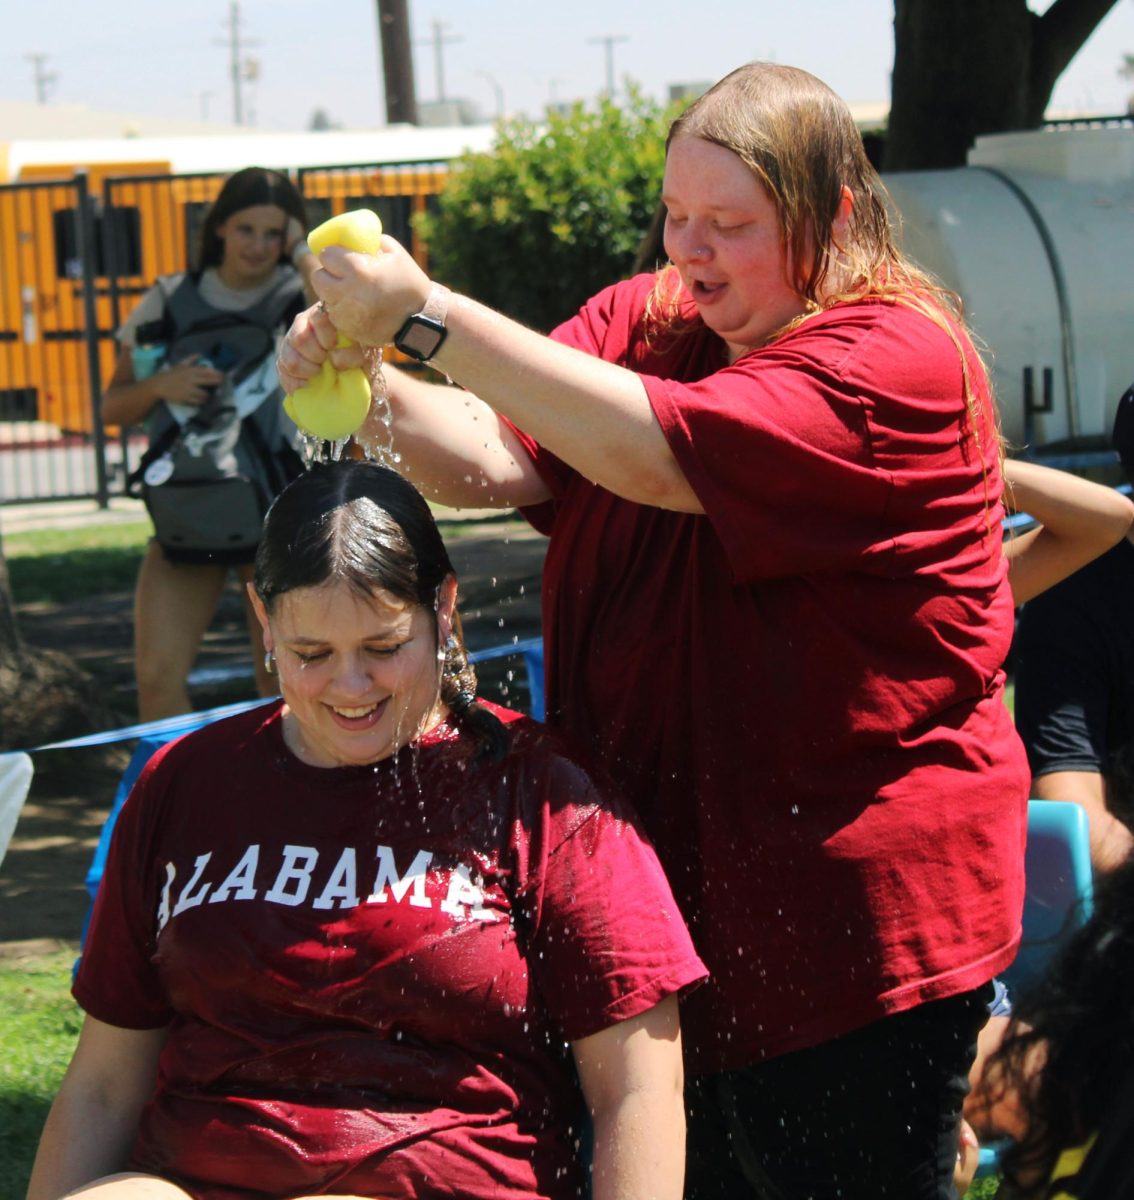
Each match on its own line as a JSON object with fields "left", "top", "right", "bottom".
{"left": 1013, "top": 586, "right": 1112, "bottom": 778}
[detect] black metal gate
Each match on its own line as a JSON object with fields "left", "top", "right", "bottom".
{"left": 0, "top": 158, "right": 450, "bottom": 508}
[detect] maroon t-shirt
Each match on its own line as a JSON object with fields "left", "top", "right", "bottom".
{"left": 510, "top": 273, "right": 1029, "bottom": 1070}
{"left": 75, "top": 701, "right": 706, "bottom": 1200}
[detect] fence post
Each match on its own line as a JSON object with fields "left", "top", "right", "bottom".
{"left": 100, "top": 176, "right": 134, "bottom": 492}
{"left": 73, "top": 170, "right": 111, "bottom": 509}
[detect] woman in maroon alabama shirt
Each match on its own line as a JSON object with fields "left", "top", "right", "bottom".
{"left": 26, "top": 461, "right": 706, "bottom": 1200}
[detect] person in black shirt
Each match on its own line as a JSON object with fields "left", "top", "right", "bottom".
{"left": 1014, "top": 384, "right": 1134, "bottom": 873}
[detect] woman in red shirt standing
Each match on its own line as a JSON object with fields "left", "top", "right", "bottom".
{"left": 281, "top": 62, "right": 1031, "bottom": 1198}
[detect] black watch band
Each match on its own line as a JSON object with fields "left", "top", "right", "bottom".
{"left": 393, "top": 284, "right": 451, "bottom": 362}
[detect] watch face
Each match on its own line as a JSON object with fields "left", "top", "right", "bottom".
{"left": 395, "top": 315, "right": 446, "bottom": 361}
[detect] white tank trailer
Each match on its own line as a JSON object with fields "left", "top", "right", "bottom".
{"left": 883, "top": 125, "right": 1134, "bottom": 464}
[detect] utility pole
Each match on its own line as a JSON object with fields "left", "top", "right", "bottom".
{"left": 25, "top": 53, "right": 56, "bottom": 104}
{"left": 416, "top": 19, "right": 463, "bottom": 103}
{"left": 376, "top": 0, "right": 418, "bottom": 124}
{"left": 587, "top": 34, "right": 628, "bottom": 100}
{"left": 215, "top": 1, "right": 261, "bottom": 126}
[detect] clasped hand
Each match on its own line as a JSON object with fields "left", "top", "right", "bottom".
{"left": 277, "top": 235, "right": 432, "bottom": 395}
{"left": 159, "top": 357, "right": 224, "bottom": 406}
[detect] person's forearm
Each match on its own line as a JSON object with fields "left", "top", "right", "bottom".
{"left": 429, "top": 294, "right": 699, "bottom": 512}
{"left": 25, "top": 1084, "right": 140, "bottom": 1200}
{"left": 365, "top": 365, "right": 547, "bottom": 509}
{"left": 1088, "top": 806, "right": 1134, "bottom": 873}
{"left": 101, "top": 377, "right": 166, "bottom": 428}
{"left": 1003, "top": 459, "right": 1134, "bottom": 605}
{"left": 306, "top": 242, "right": 699, "bottom": 510}
{"left": 1031, "top": 770, "right": 1134, "bottom": 874}
{"left": 590, "top": 1093, "right": 686, "bottom": 1200}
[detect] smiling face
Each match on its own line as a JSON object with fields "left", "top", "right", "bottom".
{"left": 214, "top": 203, "right": 289, "bottom": 289}
{"left": 662, "top": 135, "right": 810, "bottom": 359}
{"left": 252, "top": 578, "right": 456, "bottom": 769}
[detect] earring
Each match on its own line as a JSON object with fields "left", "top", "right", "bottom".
{"left": 264, "top": 651, "right": 276, "bottom": 676}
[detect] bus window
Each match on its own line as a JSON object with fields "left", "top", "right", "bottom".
{"left": 52, "top": 208, "right": 85, "bottom": 280}
{"left": 51, "top": 205, "right": 142, "bottom": 278}
{"left": 101, "top": 206, "right": 142, "bottom": 276}
{"left": 333, "top": 195, "right": 411, "bottom": 251}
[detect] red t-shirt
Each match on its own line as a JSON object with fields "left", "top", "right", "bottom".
{"left": 75, "top": 701, "right": 706, "bottom": 1200}
{"left": 510, "top": 273, "right": 1029, "bottom": 1070}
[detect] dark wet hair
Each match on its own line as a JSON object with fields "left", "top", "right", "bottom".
{"left": 254, "top": 460, "right": 508, "bottom": 763}
{"left": 198, "top": 166, "right": 308, "bottom": 270}
{"left": 987, "top": 850, "right": 1134, "bottom": 1196}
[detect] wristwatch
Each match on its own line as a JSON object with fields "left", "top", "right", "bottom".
{"left": 393, "top": 284, "right": 451, "bottom": 363}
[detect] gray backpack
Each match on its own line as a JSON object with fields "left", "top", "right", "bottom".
{"left": 126, "top": 270, "right": 307, "bottom": 564}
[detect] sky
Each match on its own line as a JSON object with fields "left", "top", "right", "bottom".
{"left": 4, "top": 0, "right": 1134, "bottom": 132}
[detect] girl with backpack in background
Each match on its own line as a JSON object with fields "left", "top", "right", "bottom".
{"left": 103, "top": 166, "right": 317, "bottom": 721}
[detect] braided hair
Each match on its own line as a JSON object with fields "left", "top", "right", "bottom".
{"left": 254, "top": 459, "right": 509, "bottom": 763}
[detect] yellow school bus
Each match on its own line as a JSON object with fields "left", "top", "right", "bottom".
{"left": 0, "top": 126, "right": 495, "bottom": 434}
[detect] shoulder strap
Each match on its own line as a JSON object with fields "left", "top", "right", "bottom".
{"left": 125, "top": 420, "right": 181, "bottom": 496}
{"left": 242, "top": 268, "right": 307, "bottom": 331}
{"left": 163, "top": 272, "right": 222, "bottom": 338}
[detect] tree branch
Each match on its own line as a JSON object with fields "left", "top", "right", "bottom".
{"left": 1035, "top": 0, "right": 1123, "bottom": 81}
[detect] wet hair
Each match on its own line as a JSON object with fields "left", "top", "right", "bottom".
{"left": 665, "top": 61, "right": 895, "bottom": 306}
{"left": 647, "top": 61, "right": 1000, "bottom": 512}
{"left": 986, "top": 850, "right": 1134, "bottom": 1196}
{"left": 254, "top": 460, "right": 509, "bottom": 764}
{"left": 198, "top": 166, "right": 308, "bottom": 270}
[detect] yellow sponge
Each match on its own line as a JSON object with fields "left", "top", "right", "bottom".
{"left": 286, "top": 209, "right": 383, "bottom": 441}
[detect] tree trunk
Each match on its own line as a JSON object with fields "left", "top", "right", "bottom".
{"left": 0, "top": 533, "right": 120, "bottom": 752}
{"left": 886, "top": 0, "right": 1123, "bottom": 170}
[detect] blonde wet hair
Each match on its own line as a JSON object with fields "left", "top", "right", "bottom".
{"left": 647, "top": 62, "right": 1001, "bottom": 494}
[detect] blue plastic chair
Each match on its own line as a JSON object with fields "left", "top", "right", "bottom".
{"left": 975, "top": 799, "right": 1094, "bottom": 1178}
{"left": 1002, "top": 800, "right": 1095, "bottom": 996}
{"left": 470, "top": 637, "right": 544, "bottom": 722}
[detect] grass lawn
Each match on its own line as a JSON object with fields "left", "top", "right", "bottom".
{"left": 2, "top": 510, "right": 527, "bottom": 606}
{"left": 0, "top": 948, "right": 82, "bottom": 1200}
{"left": 4, "top": 522, "right": 151, "bottom": 605}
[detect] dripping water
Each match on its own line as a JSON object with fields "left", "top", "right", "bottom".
{"left": 360, "top": 346, "right": 400, "bottom": 469}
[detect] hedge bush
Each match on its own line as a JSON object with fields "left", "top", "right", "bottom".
{"left": 418, "top": 89, "right": 679, "bottom": 333}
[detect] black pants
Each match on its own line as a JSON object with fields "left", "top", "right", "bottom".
{"left": 684, "top": 985, "right": 992, "bottom": 1200}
